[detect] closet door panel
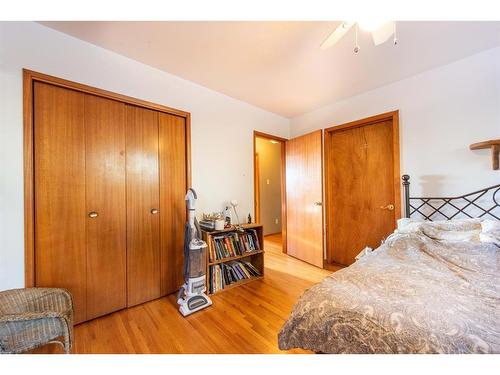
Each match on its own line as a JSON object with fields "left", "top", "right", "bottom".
{"left": 85, "top": 95, "right": 127, "bottom": 319}
{"left": 34, "top": 82, "right": 87, "bottom": 323}
{"left": 126, "top": 106, "right": 161, "bottom": 307}
{"left": 159, "top": 113, "right": 187, "bottom": 295}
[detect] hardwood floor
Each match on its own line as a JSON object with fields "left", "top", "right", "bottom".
{"left": 33, "top": 233, "right": 340, "bottom": 354}
{"left": 265, "top": 232, "right": 283, "bottom": 247}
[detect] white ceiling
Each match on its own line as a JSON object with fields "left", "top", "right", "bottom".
{"left": 40, "top": 21, "right": 500, "bottom": 118}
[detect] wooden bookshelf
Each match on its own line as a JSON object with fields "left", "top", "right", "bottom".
{"left": 202, "top": 224, "right": 264, "bottom": 295}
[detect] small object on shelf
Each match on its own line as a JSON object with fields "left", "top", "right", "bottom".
{"left": 201, "top": 224, "right": 264, "bottom": 295}
{"left": 469, "top": 139, "right": 500, "bottom": 170}
{"left": 230, "top": 200, "right": 242, "bottom": 228}
{"left": 214, "top": 219, "right": 225, "bottom": 230}
{"left": 230, "top": 200, "right": 245, "bottom": 232}
{"left": 224, "top": 206, "right": 232, "bottom": 227}
{"left": 202, "top": 212, "right": 224, "bottom": 221}
{"left": 247, "top": 213, "right": 252, "bottom": 224}
{"left": 200, "top": 212, "right": 224, "bottom": 231}
{"left": 199, "top": 220, "right": 215, "bottom": 232}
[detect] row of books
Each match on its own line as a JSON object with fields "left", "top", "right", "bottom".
{"left": 208, "top": 229, "right": 261, "bottom": 262}
{"left": 208, "top": 260, "right": 261, "bottom": 294}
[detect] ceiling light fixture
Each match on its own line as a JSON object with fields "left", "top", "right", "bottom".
{"left": 357, "top": 20, "right": 388, "bottom": 32}
{"left": 321, "top": 21, "right": 398, "bottom": 53}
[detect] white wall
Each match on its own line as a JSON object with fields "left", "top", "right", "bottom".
{"left": 291, "top": 46, "right": 500, "bottom": 197}
{"left": 1, "top": 22, "right": 499, "bottom": 290}
{"left": 0, "top": 22, "right": 289, "bottom": 290}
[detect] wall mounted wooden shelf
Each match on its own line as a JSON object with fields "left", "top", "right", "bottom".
{"left": 470, "top": 139, "right": 500, "bottom": 170}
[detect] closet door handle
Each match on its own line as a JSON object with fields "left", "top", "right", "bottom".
{"left": 150, "top": 208, "right": 159, "bottom": 215}
{"left": 314, "top": 201, "right": 322, "bottom": 206}
{"left": 88, "top": 211, "right": 99, "bottom": 218}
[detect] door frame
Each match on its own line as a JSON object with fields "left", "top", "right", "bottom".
{"left": 23, "top": 69, "right": 192, "bottom": 287}
{"left": 324, "top": 110, "right": 401, "bottom": 264}
{"left": 253, "top": 131, "right": 287, "bottom": 253}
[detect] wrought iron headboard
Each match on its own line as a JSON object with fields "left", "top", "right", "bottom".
{"left": 402, "top": 175, "right": 500, "bottom": 221}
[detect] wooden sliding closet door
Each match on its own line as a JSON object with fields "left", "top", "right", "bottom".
{"left": 126, "top": 105, "right": 161, "bottom": 307}
{"left": 84, "top": 95, "right": 127, "bottom": 320}
{"left": 159, "top": 113, "right": 187, "bottom": 295}
{"left": 34, "top": 82, "right": 87, "bottom": 323}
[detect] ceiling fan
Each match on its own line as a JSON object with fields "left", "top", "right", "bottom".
{"left": 320, "top": 21, "right": 397, "bottom": 53}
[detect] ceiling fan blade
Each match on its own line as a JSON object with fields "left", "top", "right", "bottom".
{"left": 371, "top": 21, "right": 395, "bottom": 46}
{"left": 320, "top": 21, "right": 355, "bottom": 50}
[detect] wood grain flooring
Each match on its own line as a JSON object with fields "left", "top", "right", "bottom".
{"left": 32, "top": 233, "right": 340, "bottom": 354}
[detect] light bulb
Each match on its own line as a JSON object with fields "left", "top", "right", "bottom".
{"left": 357, "top": 20, "right": 388, "bottom": 32}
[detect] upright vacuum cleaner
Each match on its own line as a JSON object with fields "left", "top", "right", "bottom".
{"left": 177, "top": 188, "right": 212, "bottom": 316}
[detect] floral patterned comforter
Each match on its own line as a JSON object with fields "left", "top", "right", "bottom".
{"left": 278, "top": 232, "right": 500, "bottom": 353}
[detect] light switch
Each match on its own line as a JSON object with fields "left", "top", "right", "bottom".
{"left": 275, "top": 218, "right": 279, "bottom": 224}
{"left": 266, "top": 179, "right": 270, "bottom": 185}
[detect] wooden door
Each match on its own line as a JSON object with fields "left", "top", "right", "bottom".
{"left": 34, "top": 82, "right": 87, "bottom": 323}
{"left": 85, "top": 95, "right": 127, "bottom": 320}
{"left": 285, "top": 130, "right": 324, "bottom": 268}
{"left": 126, "top": 105, "right": 161, "bottom": 307}
{"left": 159, "top": 113, "right": 187, "bottom": 295}
{"left": 325, "top": 112, "right": 400, "bottom": 266}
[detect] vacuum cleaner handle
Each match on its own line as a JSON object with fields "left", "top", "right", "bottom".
{"left": 185, "top": 188, "right": 197, "bottom": 210}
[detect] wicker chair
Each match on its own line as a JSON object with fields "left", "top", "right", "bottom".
{"left": 0, "top": 288, "right": 74, "bottom": 354}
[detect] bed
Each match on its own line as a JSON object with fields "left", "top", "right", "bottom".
{"left": 278, "top": 176, "right": 500, "bottom": 354}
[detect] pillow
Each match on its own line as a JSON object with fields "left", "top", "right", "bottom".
{"left": 396, "top": 218, "right": 425, "bottom": 233}
{"left": 420, "top": 219, "right": 481, "bottom": 242}
{"left": 479, "top": 219, "right": 500, "bottom": 245}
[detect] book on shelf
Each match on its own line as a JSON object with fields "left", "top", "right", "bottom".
{"left": 208, "top": 229, "right": 261, "bottom": 263}
{"left": 208, "top": 260, "right": 262, "bottom": 294}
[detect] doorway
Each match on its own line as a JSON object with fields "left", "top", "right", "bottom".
{"left": 324, "top": 111, "right": 401, "bottom": 266}
{"left": 253, "top": 131, "right": 287, "bottom": 252}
